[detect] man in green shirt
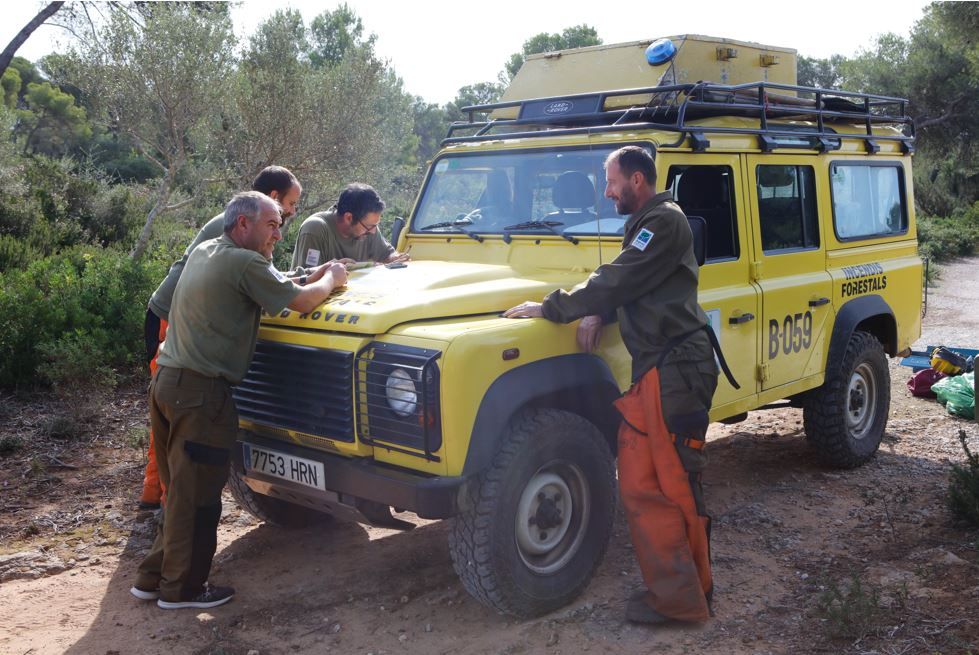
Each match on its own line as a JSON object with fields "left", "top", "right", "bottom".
{"left": 505, "top": 146, "right": 719, "bottom": 626}
{"left": 290, "top": 182, "right": 408, "bottom": 269}
{"left": 132, "top": 192, "right": 347, "bottom": 610}
{"left": 139, "top": 167, "right": 303, "bottom": 510}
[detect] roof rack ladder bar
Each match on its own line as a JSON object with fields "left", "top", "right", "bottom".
{"left": 474, "top": 120, "right": 497, "bottom": 137}
{"left": 864, "top": 96, "right": 873, "bottom": 137}
{"left": 758, "top": 84, "right": 768, "bottom": 133}
{"left": 816, "top": 89, "right": 825, "bottom": 135}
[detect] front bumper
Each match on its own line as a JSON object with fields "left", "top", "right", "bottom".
{"left": 234, "top": 430, "right": 468, "bottom": 520}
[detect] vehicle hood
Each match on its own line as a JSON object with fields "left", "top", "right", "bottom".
{"left": 262, "top": 260, "right": 587, "bottom": 333}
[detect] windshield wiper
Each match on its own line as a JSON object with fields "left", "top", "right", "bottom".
{"left": 501, "top": 220, "right": 579, "bottom": 245}
{"left": 419, "top": 220, "right": 484, "bottom": 242}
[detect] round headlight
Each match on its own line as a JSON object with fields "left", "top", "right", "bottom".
{"left": 385, "top": 368, "right": 418, "bottom": 417}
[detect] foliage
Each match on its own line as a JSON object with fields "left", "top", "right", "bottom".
{"left": 16, "top": 81, "right": 92, "bottom": 156}
{"left": 948, "top": 429, "right": 979, "bottom": 528}
{"left": 0, "top": 245, "right": 168, "bottom": 388}
{"left": 841, "top": 2, "right": 979, "bottom": 215}
{"left": 0, "top": 434, "right": 22, "bottom": 456}
{"left": 1, "top": 67, "right": 20, "bottom": 108}
{"left": 917, "top": 202, "right": 979, "bottom": 262}
{"left": 814, "top": 575, "right": 886, "bottom": 641}
{"left": 57, "top": 2, "right": 236, "bottom": 258}
{"left": 444, "top": 82, "right": 506, "bottom": 123}
{"left": 503, "top": 25, "right": 602, "bottom": 82}
{"left": 797, "top": 54, "right": 846, "bottom": 89}
{"left": 0, "top": 149, "right": 150, "bottom": 265}
{"left": 308, "top": 2, "right": 375, "bottom": 68}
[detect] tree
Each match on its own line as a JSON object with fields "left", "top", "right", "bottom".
{"left": 227, "top": 7, "right": 417, "bottom": 220}
{"left": 0, "top": 1, "right": 63, "bottom": 77}
{"left": 16, "top": 80, "right": 92, "bottom": 155}
{"left": 841, "top": 2, "right": 979, "bottom": 214}
{"left": 308, "top": 3, "right": 375, "bottom": 68}
{"left": 444, "top": 82, "right": 505, "bottom": 123}
{"left": 1, "top": 68, "right": 20, "bottom": 108}
{"left": 412, "top": 97, "right": 447, "bottom": 168}
{"left": 60, "top": 3, "right": 236, "bottom": 259}
{"left": 503, "top": 25, "right": 602, "bottom": 82}
{"left": 797, "top": 54, "right": 847, "bottom": 89}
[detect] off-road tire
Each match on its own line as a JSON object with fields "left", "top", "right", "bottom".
{"left": 449, "top": 408, "right": 616, "bottom": 617}
{"left": 227, "top": 457, "right": 330, "bottom": 528}
{"left": 803, "top": 330, "right": 890, "bottom": 468}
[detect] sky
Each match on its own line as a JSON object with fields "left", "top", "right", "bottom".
{"left": 4, "top": 0, "right": 932, "bottom": 105}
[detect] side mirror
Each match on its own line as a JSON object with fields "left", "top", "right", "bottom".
{"left": 390, "top": 216, "right": 406, "bottom": 247}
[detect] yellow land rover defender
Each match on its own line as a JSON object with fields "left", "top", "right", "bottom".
{"left": 228, "top": 36, "right": 922, "bottom": 617}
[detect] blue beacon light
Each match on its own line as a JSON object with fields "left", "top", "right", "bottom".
{"left": 645, "top": 38, "right": 677, "bottom": 66}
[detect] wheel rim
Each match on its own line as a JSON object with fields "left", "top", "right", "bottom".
{"left": 514, "top": 462, "right": 590, "bottom": 575}
{"left": 846, "top": 362, "right": 878, "bottom": 440}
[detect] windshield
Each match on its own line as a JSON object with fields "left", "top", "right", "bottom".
{"left": 412, "top": 145, "right": 636, "bottom": 236}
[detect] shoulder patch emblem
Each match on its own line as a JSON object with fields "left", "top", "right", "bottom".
{"left": 630, "top": 228, "right": 654, "bottom": 252}
{"left": 268, "top": 264, "right": 288, "bottom": 282}
{"left": 305, "top": 248, "right": 321, "bottom": 267}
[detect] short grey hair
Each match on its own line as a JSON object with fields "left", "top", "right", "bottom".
{"left": 223, "top": 191, "right": 282, "bottom": 232}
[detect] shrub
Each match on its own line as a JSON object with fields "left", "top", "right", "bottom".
{"left": 948, "top": 429, "right": 979, "bottom": 528}
{"left": 0, "top": 245, "right": 165, "bottom": 388}
{"left": 815, "top": 575, "right": 885, "bottom": 641}
{"left": 918, "top": 203, "right": 979, "bottom": 263}
{"left": 0, "top": 434, "right": 23, "bottom": 456}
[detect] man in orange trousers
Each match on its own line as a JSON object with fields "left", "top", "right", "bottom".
{"left": 505, "top": 145, "right": 722, "bottom": 624}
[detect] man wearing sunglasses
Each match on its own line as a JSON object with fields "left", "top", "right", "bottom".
{"left": 290, "top": 182, "right": 409, "bottom": 269}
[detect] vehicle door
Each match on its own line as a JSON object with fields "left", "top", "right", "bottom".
{"left": 745, "top": 155, "right": 834, "bottom": 391}
{"left": 662, "top": 153, "right": 760, "bottom": 412}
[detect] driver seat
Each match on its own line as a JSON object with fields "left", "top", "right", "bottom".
{"left": 546, "top": 171, "right": 597, "bottom": 223}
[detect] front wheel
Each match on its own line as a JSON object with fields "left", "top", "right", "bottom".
{"left": 449, "top": 409, "right": 616, "bottom": 617}
{"left": 803, "top": 330, "right": 890, "bottom": 468}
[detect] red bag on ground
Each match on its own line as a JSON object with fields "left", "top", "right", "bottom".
{"left": 907, "top": 368, "right": 947, "bottom": 398}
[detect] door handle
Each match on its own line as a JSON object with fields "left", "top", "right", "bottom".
{"left": 728, "top": 312, "right": 755, "bottom": 325}
{"left": 808, "top": 297, "right": 830, "bottom": 307}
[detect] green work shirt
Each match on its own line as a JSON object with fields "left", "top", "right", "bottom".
{"left": 148, "top": 214, "right": 226, "bottom": 321}
{"left": 542, "top": 191, "right": 711, "bottom": 382}
{"left": 157, "top": 234, "right": 301, "bottom": 384}
{"left": 290, "top": 207, "right": 394, "bottom": 269}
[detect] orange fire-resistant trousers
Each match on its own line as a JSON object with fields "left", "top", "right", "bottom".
{"left": 140, "top": 315, "right": 168, "bottom": 505}
{"left": 614, "top": 360, "right": 718, "bottom": 622}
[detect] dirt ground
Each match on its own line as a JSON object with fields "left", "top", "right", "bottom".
{"left": 1, "top": 257, "right": 978, "bottom": 655}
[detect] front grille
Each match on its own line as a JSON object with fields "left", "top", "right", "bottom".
{"left": 234, "top": 340, "right": 354, "bottom": 442}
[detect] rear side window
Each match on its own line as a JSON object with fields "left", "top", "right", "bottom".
{"left": 756, "top": 165, "right": 819, "bottom": 253}
{"left": 830, "top": 164, "right": 907, "bottom": 240}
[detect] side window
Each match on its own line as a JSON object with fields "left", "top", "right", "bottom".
{"left": 757, "top": 165, "right": 819, "bottom": 253}
{"left": 830, "top": 164, "right": 907, "bottom": 240}
{"left": 668, "top": 165, "right": 739, "bottom": 262}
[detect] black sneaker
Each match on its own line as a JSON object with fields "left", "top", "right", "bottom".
{"left": 157, "top": 584, "right": 235, "bottom": 610}
{"left": 137, "top": 501, "right": 161, "bottom": 511}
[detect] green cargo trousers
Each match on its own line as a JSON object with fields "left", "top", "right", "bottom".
{"left": 135, "top": 365, "right": 238, "bottom": 602}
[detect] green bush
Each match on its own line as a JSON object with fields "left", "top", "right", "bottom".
{"left": 948, "top": 430, "right": 979, "bottom": 528}
{"left": 918, "top": 203, "right": 979, "bottom": 263}
{"left": 815, "top": 575, "right": 885, "bottom": 641}
{"left": 0, "top": 245, "right": 166, "bottom": 388}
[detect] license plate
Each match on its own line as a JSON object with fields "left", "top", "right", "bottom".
{"left": 243, "top": 444, "right": 326, "bottom": 491}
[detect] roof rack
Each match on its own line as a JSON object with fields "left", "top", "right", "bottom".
{"left": 443, "top": 81, "right": 914, "bottom": 154}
